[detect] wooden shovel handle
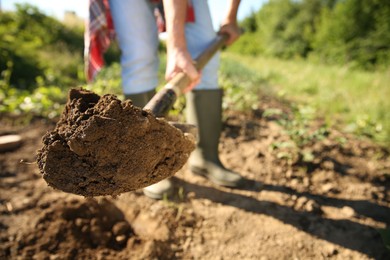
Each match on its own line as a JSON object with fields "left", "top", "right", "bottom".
{"left": 144, "top": 33, "right": 229, "bottom": 117}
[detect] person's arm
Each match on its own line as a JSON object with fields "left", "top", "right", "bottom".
{"left": 162, "top": 0, "right": 200, "bottom": 87}
{"left": 219, "top": 0, "right": 241, "bottom": 45}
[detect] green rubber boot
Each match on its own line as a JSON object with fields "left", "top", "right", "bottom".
{"left": 186, "top": 89, "right": 243, "bottom": 187}
{"left": 126, "top": 90, "right": 173, "bottom": 200}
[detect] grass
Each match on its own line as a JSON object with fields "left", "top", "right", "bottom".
{"left": 222, "top": 52, "right": 390, "bottom": 145}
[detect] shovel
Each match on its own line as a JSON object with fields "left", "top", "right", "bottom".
{"left": 145, "top": 33, "right": 228, "bottom": 136}
{"left": 145, "top": 33, "right": 228, "bottom": 117}
{"left": 37, "top": 34, "right": 228, "bottom": 197}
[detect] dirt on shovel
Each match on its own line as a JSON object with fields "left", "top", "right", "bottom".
{"left": 36, "top": 88, "right": 195, "bottom": 197}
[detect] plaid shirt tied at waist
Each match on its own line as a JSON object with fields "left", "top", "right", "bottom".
{"left": 85, "top": 0, "right": 195, "bottom": 82}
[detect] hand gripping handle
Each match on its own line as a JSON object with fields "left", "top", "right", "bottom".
{"left": 144, "top": 33, "right": 229, "bottom": 117}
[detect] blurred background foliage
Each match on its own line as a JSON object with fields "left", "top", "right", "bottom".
{"left": 0, "top": 1, "right": 389, "bottom": 145}
{"left": 232, "top": 0, "right": 390, "bottom": 70}
{"left": 0, "top": 4, "right": 84, "bottom": 89}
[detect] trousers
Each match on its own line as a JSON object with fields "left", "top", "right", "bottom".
{"left": 109, "top": 0, "right": 220, "bottom": 95}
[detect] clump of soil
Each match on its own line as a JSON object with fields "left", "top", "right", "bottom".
{"left": 37, "top": 89, "right": 194, "bottom": 197}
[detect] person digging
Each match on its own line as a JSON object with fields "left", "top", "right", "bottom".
{"left": 85, "top": 0, "right": 243, "bottom": 199}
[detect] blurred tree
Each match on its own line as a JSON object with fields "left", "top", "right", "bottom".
{"left": 0, "top": 4, "right": 85, "bottom": 90}
{"left": 257, "top": 0, "right": 299, "bottom": 58}
{"left": 241, "top": 10, "right": 258, "bottom": 33}
{"left": 313, "top": 0, "right": 390, "bottom": 68}
{"left": 257, "top": 0, "right": 331, "bottom": 58}
{"left": 231, "top": 0, "right": 390, "bottom": 69}
{"left": 0, "top": 9, "right": 42, "bottom": 89}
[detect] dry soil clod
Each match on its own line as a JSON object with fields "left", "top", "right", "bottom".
{"left": 37, "top": 88, "right": 195, "bottom": 197}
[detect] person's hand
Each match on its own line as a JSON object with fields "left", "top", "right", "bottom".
{"left": 165, "top": 47, "right": 201, "bottom": 92}
{"left": 219, "top": 20, "right": 241, "bottom": 46}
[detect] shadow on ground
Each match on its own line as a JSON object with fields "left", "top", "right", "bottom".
{"left": 176, "top": 178, "right": 390, "bottom": 259}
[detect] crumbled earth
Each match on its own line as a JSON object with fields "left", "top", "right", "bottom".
{"left": 36, "top": 89, "right": 194, "bottom": 197}
{"left": 1, "top": 95, "right": 389, "bottom": 259}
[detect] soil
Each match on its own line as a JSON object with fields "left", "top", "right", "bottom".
{"left": 1, "top": 95, "right": 389, "bottom": 259}
{"left": 36, "top": 89, "right": 194, "bottom": 197}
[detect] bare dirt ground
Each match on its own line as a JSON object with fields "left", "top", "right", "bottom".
{"left": 1, "top": 96, "right": 389, "bottom": 259}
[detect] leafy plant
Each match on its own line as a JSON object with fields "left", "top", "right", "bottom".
{"left": 264, "top": 105, "right": 329, "bottom": 164}
{"left": 0, "top": 84, "right": 66, "bottom": 119}
{"left": 219, "top": 56, "right": 267, "bottom": 112}
{"left": 85, "top": 63, "right": 123, "bottom": 98}
{"left": 279, "top": 105, "right": 328, "bottom": 146}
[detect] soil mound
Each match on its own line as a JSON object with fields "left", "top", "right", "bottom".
{"left": 37, "top": 89, "right": 194, "bottom": 197}
{"left": 9, "top": 198, "right": 174, "bottom": 259}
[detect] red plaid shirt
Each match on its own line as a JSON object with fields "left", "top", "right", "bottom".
{"left": 85, "top": 0, "right": 195, "bottom": 82}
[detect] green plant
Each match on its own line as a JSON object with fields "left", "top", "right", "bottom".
{"left": 280, "top": 105, "right": 328, "bottom": 146}
{"left": 264, "top": 105, "right": 328, "bottom": 164}
{"left": 219, "top": 56, "right": 267, "bottom": 112}
{"left": 162, "top": 187, "right": 186, "bottom": 221}
{"left": 85, "top": 63, "right": 123, "bottom": 98}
